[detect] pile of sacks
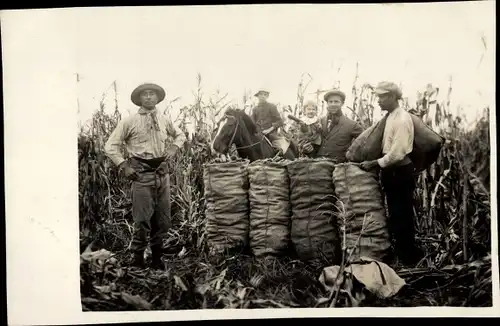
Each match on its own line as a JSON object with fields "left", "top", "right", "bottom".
{"left": 203, "top": 112, "right": 444, "bottom": 263}
{"left": 202, "top": 158, "right": 392, "bottom": 265}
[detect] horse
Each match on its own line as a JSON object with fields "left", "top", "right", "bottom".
{"left": 211, "top": 108, "right": 298, "bottom": 162}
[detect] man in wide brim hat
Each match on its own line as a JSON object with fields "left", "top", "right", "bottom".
{"left": 131, "top": 83, "right": 166, "bottom": 107}
{"left": 104, "top": 81, "right": 186, "bottom": 271}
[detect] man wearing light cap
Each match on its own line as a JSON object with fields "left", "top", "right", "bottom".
{"left": 250, "top": 88, "right": 289, "bottom": 154}
{"left": 105, "top": 82, "right": 187, "bottom": 270}
{"left": 313, "top": 89, "right": 364, "bottom": 162}
{"left": 360, "top": 81, "right": 423, "bottom": 266}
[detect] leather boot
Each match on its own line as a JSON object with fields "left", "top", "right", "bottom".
{"left": 131, "top": 251, "right": 145, "bottom": 268}
{"left": 151, "top": 246, "right": 165, "bottom": 270}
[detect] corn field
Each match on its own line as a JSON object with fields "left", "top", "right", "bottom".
{"left": 79, "top": 75, "right": 492, "bottom": 311}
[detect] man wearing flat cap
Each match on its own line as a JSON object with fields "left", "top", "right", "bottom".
{"left": 310, "top": 89, "right": 364, "bottom": 162}
{"left": 250, "top": 88, "right": 290, "bottom": 154}
{"left": 105, "top": 82, "right": 187, "bottom": 270}
{"left": 359, "top": 81, "right": 423, "bottom": 266}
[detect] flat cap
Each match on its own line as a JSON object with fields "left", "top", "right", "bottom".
{"left": 323, "top": 89, "right": 346, "bottom": 102}
{"left": 373, "top": 81, "right": 403, "bottom": 99}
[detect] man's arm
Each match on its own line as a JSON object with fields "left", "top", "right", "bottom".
{"left": 165, "top": 118, "right": 187, "bottom": 150}
{"left": 351, "top": 121, "right": 364, "bottom": 140}
{"left": 104, "top": 118, "right": 129, "bottom": 167}
{"left": 269, "top": 104, "right": 285, "bottom": 129}
{"left": 377, "top": 115, "right": 414, "bottom": 168}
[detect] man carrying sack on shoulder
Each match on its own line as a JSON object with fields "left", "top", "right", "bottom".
{"left": 105, "top": 82, "right": 187, "bottom": 270}
{"left": 250, "top": 88, "right": 290, "bottom": 155}
{"left": 359, "top": 81, "right": 424, "bottom": 266}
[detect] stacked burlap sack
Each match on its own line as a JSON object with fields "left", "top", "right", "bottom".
{"left": 287, "top": 158, "right": 341, "bottom": 264}
{"left": 203, "top": 161, "right": 250, "bottom": 254}
{"left": 332, "top": 163, "right": 391, "bottom": 263}
{"left": 247, "top": 160, "right": 291, "bottom": 258}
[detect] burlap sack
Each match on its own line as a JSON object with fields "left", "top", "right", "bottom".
{"left": 333, "top": 163, "right": 391, "bottom": 263}
{"left": 409, "top": 114, "right": 445, "bottom": 172}
{"left": 287, "top": 158, "right": 341, "bottom": 264}
{"left": 248, "top": 160, "right": 291, "bottom": 258}
{"left": 346, "top": 113, "right": 444, "bottom": 172}
{"left": 346, "top": 116, "right": 388, "bottom": 163}
{"left": 203, "top": 161, "right": 250, "bottom": 254}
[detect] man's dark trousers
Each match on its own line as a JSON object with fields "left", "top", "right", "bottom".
{"left": 129, "top": 157, "right": 171, "bottom": 256}
{"left": 381, "top": 162, "right": 422, "bottom": 265}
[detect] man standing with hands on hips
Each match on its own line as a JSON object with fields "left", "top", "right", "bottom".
{"left": 105, "top": 82, "right": 187, "bottom": 270}
{"left": 360, "top": 81, "right": 423, "bottom": 266}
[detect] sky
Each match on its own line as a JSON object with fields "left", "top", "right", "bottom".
{"left": 4, "top": 2, "right": 497, "bottom": 129}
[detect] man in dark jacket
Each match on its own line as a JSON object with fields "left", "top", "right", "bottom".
{"left": 251, "top": 88, "right": 290, "bottom": 154}
{"left": 310, "top": 89, "right": 363, "bottom": 162}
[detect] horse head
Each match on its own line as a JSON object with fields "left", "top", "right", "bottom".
{"left": 211, "top": 108, "right": 266, "bottom": 160}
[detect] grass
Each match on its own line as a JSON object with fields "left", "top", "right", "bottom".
{"left": 79, "top": 74, "right": 492, "bottom": 310}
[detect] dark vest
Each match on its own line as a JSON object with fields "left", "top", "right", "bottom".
{"left": 316, "top": 114, "right": 359, "bottom": 162}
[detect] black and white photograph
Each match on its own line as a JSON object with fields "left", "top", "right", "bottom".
{"left": 3, "top": 1, "right": 498, "bottom": 324}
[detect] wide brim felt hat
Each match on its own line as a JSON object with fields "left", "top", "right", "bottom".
{"left": 131, "top": 83, "right": 166, "bottom": 106}
{"left": 323, "top": 89, "right": 346, "bottom": 102}
{"left": 254, "top": 88, "right": 270, "bottom": 97}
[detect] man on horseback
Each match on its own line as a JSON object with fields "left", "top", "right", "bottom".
{"left": 250, "top": 88, "right": 290, "bottom": 156}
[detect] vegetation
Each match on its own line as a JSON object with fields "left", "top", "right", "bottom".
{"left": 79, "top": 74, "right": 492, "bottom": 310}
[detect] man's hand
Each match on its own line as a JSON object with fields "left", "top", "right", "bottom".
{"left": 262, "top": 126, "right": 275, "bottom": 135}
{"left": 359, "top": 160, "right": 379, "bottom": 171}
{"left": 157, "top": 145, "right": 180, "bottom": 175}
{"left": 156, "top": 161, "right": 169, "bottom": 175}
{"left": 301, "top": 142, "right": 314, "bottom": 154}
{"left": 119, "top": 162, "right": 139, "bottom": 181}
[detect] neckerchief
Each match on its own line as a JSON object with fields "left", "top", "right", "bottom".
{"left": 139, "top": 107, "right": 161, "bottom": 131}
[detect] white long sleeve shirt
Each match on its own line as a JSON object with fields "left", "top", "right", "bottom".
{"left": 104, "top": 107, "right": 187, "bottom": 167}
{"left": 377, "top": 106, "right": 414, "bottom": 168}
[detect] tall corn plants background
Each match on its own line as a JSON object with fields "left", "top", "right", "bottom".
{"left": 79, "top": 73, "right": 492, "bottom": 311}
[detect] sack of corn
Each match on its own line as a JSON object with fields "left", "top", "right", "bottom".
{"left": 346, "top": 113, "right": 445, "bottom": 173}
{"left": 332, "top": 163, "right": 391, "bottom": 263}
{"left": 346, "top": 116, "right": 388, "bottom": 163}
{"left": 409, "top": 114, "right": 445, "bottom": 173}
{"left": 248, "top": 160, "right": 291, "bottom": 258}
{"left": 203, "top": 160, "right": 250, "bottom": 254}
{"left": 287, "top": 158, "right": 341, "bottom": 264}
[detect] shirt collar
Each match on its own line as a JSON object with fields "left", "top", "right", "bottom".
{"left": 388, "top": 106, "right": 402, "bottom": 116}
{"left": 301, "top": 116, "right": 319, "bottom": 125}
{"left": 138, "top": 106, "right": 157, "bottom": 115}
